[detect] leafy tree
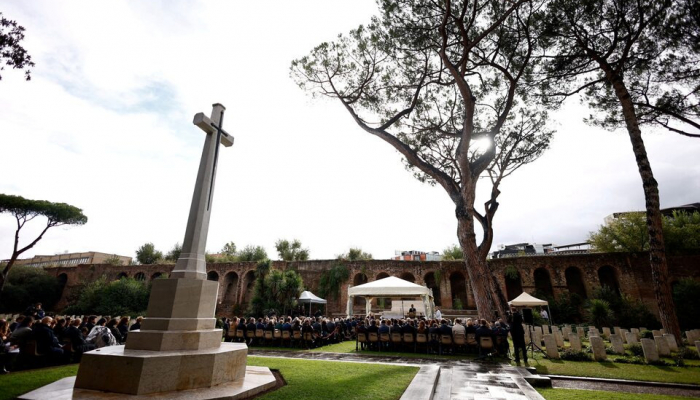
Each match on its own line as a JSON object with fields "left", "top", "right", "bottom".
{"left": 237, "top": 245, "right": 268, "bottom": 262}
{"left": 673, "top": 278, "right": 700, "bottom": 330}
{"left": 221, "top": 242, "right": 237, "bottom": 257}
{"left": 275, "top": 239, "right": 309, "bottom": 261}
{"left": 248, "top": 260, "right": 303, "bottom": 317}
{"left": 318, "top": 263, "right": 351, "bottom": 300}
{"left": 442, "top": 245, "right": 464, "bottom": 260}
{"left": 64, "top": 276, "right": 149, "bottom": 316}
{"left": 0, "top": 194, "right": 87, "bottom": 292}
{"left": 589, "top": 211, "right": 700, "bottom": 253}
{"left": 586, "top": 299, "right": 614, "bottom": 328}
{"left": 103, "top": 255, "right": 124, "bottom": 266}
{"left": 291, "top": 0, "right": 552, "bottom": 319}
{"left": 539, "top": 0, "right": 699, "bottom": 344}
{"left": 338, "top": 248, "right": 373, "bottom": 261}
{"left": 0, "top": 13, "right": 34, "bottom": 81}
{"left": 0, "top": 266, "right": 61, "bottom": 312}
{"left": 164, "top": 242, "right": 182, "bottom": 263}
{"left": 589, "top": 212, "right": 649, "bottom": 252}
{"left": 135, "top": 243, "right": 163, "bottom": 265}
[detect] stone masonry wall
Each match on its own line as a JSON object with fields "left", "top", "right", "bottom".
{"left": 44, "top": 252, "right": 700, "bottom": 318}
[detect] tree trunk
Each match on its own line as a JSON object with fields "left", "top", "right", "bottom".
{"left": 457, "top": 211, "right": 498, "bottom": 320}
{"left": 610, "top": 76, "right": 682, "bottom": 345}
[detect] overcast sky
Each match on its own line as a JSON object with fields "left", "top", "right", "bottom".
{"left": 1, "top": 0, "right": 699, "bottom": 262}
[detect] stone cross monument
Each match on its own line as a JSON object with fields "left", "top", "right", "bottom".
{"left": 56, "top": 104, "right": 276, "bottom": 399}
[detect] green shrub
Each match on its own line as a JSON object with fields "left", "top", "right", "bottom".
{"left": 586, "top": 299, "right": 614, "bottom": 327}
{"left": 677, "top": 347, "right": 700, "bottom": 360}
{"left": 627, "top": 343, "right": 644, "bottom": 357}
{"left": 673, "top": 278, "right": 700, "bottom": 330}
{"left": 63, "top": 276, "right": 149, "bottom": 316}
{"left": 613, "top": 356, "right": 645, "bottom": 364}
{"left": 560, "top": 348, "right": 592, "bottom": 361}
{"left": 0, "top": 266, "right": 61, "bottom": 312}
{"left": 640, "top": 330, "right": 654, "bottom": 339}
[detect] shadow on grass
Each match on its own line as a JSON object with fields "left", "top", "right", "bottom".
{"left": 652, "top": 364, "right": 679, "bottom": 373}
{"left": 597, "top": 361, "right": 619, "bottom": 369}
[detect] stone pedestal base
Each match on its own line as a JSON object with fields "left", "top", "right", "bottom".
{"left": 74, "top": 343, "right": 248, "bottom": 395}
{"left": 19, "top": 366, "right": 277, "bottom": 400}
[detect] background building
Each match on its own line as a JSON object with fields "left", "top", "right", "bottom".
{"left": 12, "top": 251, "right": 132, "bottom": 268}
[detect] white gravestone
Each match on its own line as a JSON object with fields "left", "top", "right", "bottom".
{"left": 687, "top": 330, "right": 699, "bottom": 345}
{"left": 535, "top": 326, "right": 543, "bottom": 336}
{"left": 695, "top": 341, "right": 700, "bottom": 358}
{"left": 577, "top": 327, "right": 584, "bottom": 339}
{"left": 554, "top": 331, "right": 565, "bottom": 347}
{"left": 589, "top": 328, "right": 600, "bottom": 338}
{"left": 652, "top": 330, "right": 661, "bottom": 338}
{"left": 664, "top": 334, "right": 678, "bottom": 352}
{"left": 590, "top": 336, "right": 607, "bottom": 361}
{"left": 631, "top": 328, "right": 640, "bottom": 339}
{"left": 641, "top": 338, "right": 659, "bottom": 362}
{"left": 534, "top": 330, "right": 543, "bottom": 347}
{"left": 562, "top": 326, "right": 571, "bottom": 341}
{"left": 619, "top": 329, "right": 629, "bottom": 343}
{"left": 569, "top": 333, "right": 582, "bottom": 352}
{"left": 614, "top": 326, "right": 622, "bottom": 335}
{"left": 610, "top": 334, "right": 625, "bottom": 355}
{"left": 655, "top": 335, "right": 671, "bottom": 357}
{"left": 543, "top": 334, "right": 559, "bottom": 359}
{"left": 660, "top": 329, "right": 666, "bottom": 335}
{"left": 625, "top": 332, "right": 639, "bottom": 345}
{"left": 602, "top": 327, "right": 611, "bottom": 339}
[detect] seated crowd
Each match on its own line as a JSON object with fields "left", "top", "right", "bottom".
{"left": 221, "top": 313, "right": 514, "bottom": 357}
{"left": 0, "top": 304, "right": 144, "bottom": 373}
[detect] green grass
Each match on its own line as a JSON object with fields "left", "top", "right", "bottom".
{"left": 527, "top": 357, "right": 700, "bottom": 385}
{"left": 0, "top": 364, "right": 79, "bottom": 400}
{"left": 247, "top": 356, "right": 418, "bottom": 400}
{"left": 251, "top": 339, "right": 475, "bottom": 361}
{"left": 537, "top": 388, "right": 693, "bottom": 400}
{"left": 0, "top": 357, "right": 417, "bottom": 400}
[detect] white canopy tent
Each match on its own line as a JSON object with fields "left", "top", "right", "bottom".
{"left": 346, "top": 276, "right": 435, "bottom": 318}
{"left": 508, "top": 292, "right": 552, "bottom": 324}
{"left": 297, "top": 291, "right": 327, "bottom": 316}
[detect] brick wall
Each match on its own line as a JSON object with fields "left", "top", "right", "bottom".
{"left": 44, "top": 252, "right": 700, "bottom": 318}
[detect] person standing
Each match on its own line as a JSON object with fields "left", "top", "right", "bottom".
{"left": 435, "top": 307, "right": 442, "bottom": 320}
{"left": 510, "top": 309, "right": 527, "bottom": 363}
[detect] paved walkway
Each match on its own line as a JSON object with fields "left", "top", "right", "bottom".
{"left": 249, "top": 350, "right": 545, "bottom": 400}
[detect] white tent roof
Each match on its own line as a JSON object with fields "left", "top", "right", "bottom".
{"left": 508, "top": 292, "right": 548, "bottom": 307}
{"left": 348, "top": 276, "right": 431, "bottom": 297}
{"left": 297, "top": 291, "right": 327, "bottom": 304}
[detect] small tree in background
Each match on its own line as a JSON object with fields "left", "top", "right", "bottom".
{"left": 442, "top": 245, "right": 464, "bottom": 260}
{"left": 103, "top": 255, "right": 124, "bottom": 266}
{"left": 275, "top": 239, "right": 309, "bottom": 261}
{"left": 0, "top": 12, "right": 34, "bottom": 81}
{"left": 164, "top": 242, "right": 182, "bottom": 263}
{"left": 237, "top": 245, "right": 268, "bottom": 262}
{"left": 589, "top": 211, "right": 700, "bottom": 253}
{"left": 135, "top": 243, "right": 163, "bottom": 265}
{"left": 0, "top": 194, "right": 87, "bottom": 292}
{"left": 338, "top": 248, "right": 373, "bottom": 261}
{"left": 673, "top": 278, "right": 700, "bottom": 330}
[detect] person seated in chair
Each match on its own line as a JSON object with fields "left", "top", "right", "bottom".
{"left": 34, "top": 317, "right": 67, "bottom": 364}
{"left": 475, "top": 319, "right": 493, "bottom": 340}
{"left": 64, "top": 318, "right": 95, "bottom": 361}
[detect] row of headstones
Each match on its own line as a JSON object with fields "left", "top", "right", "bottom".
{"left": 526, "top": 325, "right": 700, "bottom": 362}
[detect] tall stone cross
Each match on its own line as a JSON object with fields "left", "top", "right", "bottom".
{"left": 171, "top": 103, "right": 233, "bottom": 280}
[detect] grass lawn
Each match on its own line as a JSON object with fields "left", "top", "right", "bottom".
{"left": 0, "top": 357, "right": 417, "bottom": 400}
{"left": 527, "top": 357, "right": 700, "bottom": 385}
{"left": 247, "top": 356, "right": 418, "bottom": 400}
{"left": 537, "top": 388, "right": 693, "bottom": 400}
{"left": 0, "top": 364, "right": 79, "bottom": 400}
{"left": 251, "top": 339, "right": 474, "bottom": 361}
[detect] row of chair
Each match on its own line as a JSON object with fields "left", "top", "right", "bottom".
{"left": 231, "top": 328, "right": 326, "bottom": 349}
{"left": 356, "top": 332, "right": 508, "bottom": 358}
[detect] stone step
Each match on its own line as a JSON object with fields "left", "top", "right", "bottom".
{"left": 400, "top": 365, "right": 440, "bottom": 400}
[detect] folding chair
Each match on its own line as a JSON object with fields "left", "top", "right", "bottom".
{"left": 453, "top": 333, "right": 466, "bottom": 354}
{"left": 282, "top": 330, "right": 291, "bottom": 347}
{"left": 403, "top": 333, "right": 415, "bottom": 352}
{"left": 440, "top": 334, "right": 453, "bottom": 355}
{"left": 246, "top": 330, "right": 255, "bottom": 346}
{"left": 368, "top": 332, "right": 380, "bottom": 351}
{"left": 273, "top": 329, "right": 282, "bottom": 346}
{"left": 264, "top": 330, "right": 273, "bottom": 345}
{"left": 416, "top": 333, "right": 428, "bottom": 354}
{"left": 379, "top": 333, "right": 391, "bottom": 351}
{"left": 391, "top": 332, "right": 402, "bottom": 351}
{"left": 467, "top": 333, "right": 478, "bottom": 354}
{"left": 236, "top": 329, "right": 245, "bottom": 343}
{"left": 255, "top": 329, "right": 264, "bottom": 345}
{"left": 303, "top": 332, "right": 314, "bottom": 349}
{"left": 357, "top": 332, "right": 368, "bottom": 351}
{"left": 292, "top": 330, "right": 302, "bottom": 348}
{"left": 478, "top": 336, "right": 495, "bottom": 360}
